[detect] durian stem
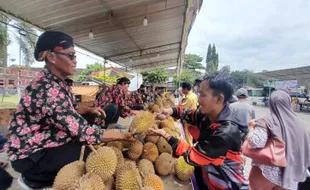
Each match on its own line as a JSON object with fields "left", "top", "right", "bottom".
{"left": 89, "top": 145, "right": 98, "bottom": 154}
{"left": 139, "top": 171, "right": 145, "bottom": 179}
{"left": 79, "top": 145, "right": 85, "bottom": 162}
{"left": 136, "top": 176, "right": 143, "bottom": 190}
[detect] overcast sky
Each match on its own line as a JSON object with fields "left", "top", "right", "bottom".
{"left": 185, "top": 0, "right": 310, "bottom": 72}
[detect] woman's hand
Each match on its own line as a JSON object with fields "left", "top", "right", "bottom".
{"left": 101, "top": 129, "right": 136, "bottom": 142}
{"left": 248, "top": 120, "right": 256, "bottom": 132}
{"left": 156, "top": 108, "right": 173, "bottom": 120}
{"left": 89, "top": 107, "right": 106, "bottom": 117}
{"left": 147, "top": 128, "right": 166, "bottom": 136}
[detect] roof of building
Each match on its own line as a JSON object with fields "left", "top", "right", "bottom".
{"left": 0, "top": 0, "right": 203, "bottom": 72}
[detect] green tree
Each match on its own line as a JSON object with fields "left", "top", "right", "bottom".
{"left": 183, "top": 54, "right": 205, "bottom": 72}
{"left": 0, "top": 15, "right": 10, "bottom": 67}
{"left": 231, "top": 70, "right": 264, "bottom": 88}
{"left": 78, "top": 63, "right": 103, "bottom": 81}
{"left": 206, "top": 43, "right": 219, "bottom": 74}
{"left": 206, "top": 44, "right": 212, "bottom": 63}
{"left": 173, "top": 71, "right": 196, "bottom": 87}
{"left": 220, "top": 65, "right": 231, "bottom": 73}
{"left": 141, "top": 69, "right": 168, "bottom": 84}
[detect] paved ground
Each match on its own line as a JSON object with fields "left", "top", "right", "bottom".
{"left": 2, "top": 105, "right": 310, "bottom": 189}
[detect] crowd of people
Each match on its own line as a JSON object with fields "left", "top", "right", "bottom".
{"left": 1, "top": 31, "right": 310, "bottom": 190}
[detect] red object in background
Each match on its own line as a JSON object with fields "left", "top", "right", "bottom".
{"left": 188, "top": 125, "right": 200, "bottom": 141}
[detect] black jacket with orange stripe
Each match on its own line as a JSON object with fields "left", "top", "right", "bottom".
{"left": 169, "top": 106, "right": 250, "bottom": 190}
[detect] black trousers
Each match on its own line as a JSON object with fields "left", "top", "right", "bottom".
{"left": 11, "top": 142, "right": 90, "bottom": 189}
{"left": 81, "top": 104, "right": 120, "bottom": 128}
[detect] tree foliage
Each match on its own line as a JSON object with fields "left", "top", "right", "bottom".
{"left": 219, "top": 65, "right": 231, "bottom": 73}
{"left": 173, "top": 71, "right": 196, "bottom": 87}
{"left": 183, "top": 54, "right": 205, "bottom": 72}
{"left": 230, "top": 70, "right": 264, "bottom": 88}
{"left": 206, "top": 43, "right": 219, "bottom": 74}
{"left": 78, "top": 63, "right": 103, "bottom": 81}
{"left": 0, "top": 16, "right": 10, "bottom": 67}
{"left": 141, "top": 69, "right": 168, "bottom": 84}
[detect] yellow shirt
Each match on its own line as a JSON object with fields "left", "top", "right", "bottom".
{"left": 181, "top": 91, "right": 198, "bottom": 109}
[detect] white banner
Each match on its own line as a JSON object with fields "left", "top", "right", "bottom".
{"left": 275, "top": 80, "right": 298, "bottom": 90}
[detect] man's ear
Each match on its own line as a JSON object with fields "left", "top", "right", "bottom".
{"left": 217, "top": 93, "right": 225, "bottom": 105}
{"left": 45, "top": 53, "right": 56, "bottom": 64}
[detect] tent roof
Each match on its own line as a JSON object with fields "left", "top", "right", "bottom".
{"left": 0, "top": 0, "right": 203, "bottom": 72}
{"left": 254, "top": 66, "right": 310, "bottom": 81}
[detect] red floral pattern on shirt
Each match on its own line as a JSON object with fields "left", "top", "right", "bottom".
{"left": 94, "top": 84, "right": 132, "bottom": 118}
{"left": 4, "top": 69, "right": 103, "bottom": 161}
{"left": 127, "top": 91, "right": 144, "bottom": 107}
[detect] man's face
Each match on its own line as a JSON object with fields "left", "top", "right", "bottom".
{"left": 198, "top": 81, "right": 223, "bottom": 115}
{"left": 182, "top": 88, "right": 189, "bottom": 95}
{"left": 53, "top": 47, "right": 77, "bottom": 76}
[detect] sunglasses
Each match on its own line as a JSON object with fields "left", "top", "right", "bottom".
{"left": 53, "top": 51, "right": 76, "bottom": 60}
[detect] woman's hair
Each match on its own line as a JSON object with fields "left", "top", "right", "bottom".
{"left": 117, "top": 77, "right": 130, "bottom": 85}
{"left": 203, "top": 71, "right": 234, "bottom": 104}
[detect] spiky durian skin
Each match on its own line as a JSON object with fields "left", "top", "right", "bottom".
{"left": 127, "top": 140, "right": 143, "bottom": 160}
{"left": 144, "top": 135, "right": 160, "bottom": 144}
{"left": 107, "top": 141, "right": 123, "bottom": 150}
{"left": 138, "top": 159, "right": 155, "bottom": 177}
{"left": 115, "top": 162, "right": 142, "bottom": 190}
{"left": 154, "top": 153, "right": 174, "bottom": 176}
{"left": 53, "top": 161, "right": 85, "bottom": 190}
{"left": 129, "top": 111, "right": 155, "bottom": 134}
{"left": 160, "top": 117, "right": 175, "bottom": 129}
{"left": 112, "top": 147, "right": 125, "bottom": 170}
{"left": 86, "top": 146, "right": 117, "bottom": 181}
{"left": 156, "top": 137, "right": 173, "bottom": 155}
{"left": 142, "top": 142, "right": 159, "bottom": 162}
{"left": 74, "top": 173, "right": 105, "bottom": 190}
{"left": 143, "top": 174, "right": 164, "bottom": 190}
{"left": 175, "top": 156, "right": 195, "bottom": 181}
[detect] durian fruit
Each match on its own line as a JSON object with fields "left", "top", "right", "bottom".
{"left": 142, "top": 187, "right": 154, "bottom": 190}
{"left": 122, "top": 140, "right": 132, "bottom": 150}
{"left": 162, "top": 99, "right": 170, "bottom": 108}
{"left": 138, "top": 159, "right": 155, "bottom": 177}
{"left": 154, "top": 153, "right": 174, "bottom": 176}
{"left": 112, "top": 147, "right": 125, "bottom": 170}
{"left": 156, "top": 137, "right": 173, "bottom": 155}
{"left": 174, "top": 127, "right": 181, "bottom": 136}
{"left": 86, "top": 146, "right": 117, "bottom": 181}
{"left": 144, "top": 135, "right": 160, "bottom": 144}
{"left": 171, "top": 131, "right": 179, "bottom": 138}
{"left": 127, "top": 140, "right": 143, "bottom": 160}
{"left": 115, "top": 161, "right": 142, "bottom": 190}
{"left": 53, "top": 146, "right": 86, "bottom": 190}
{"left": 148, "top": 103, "right": 160, "bottom": 113}
{"left": 142, "top": 142, "right": 159, "bottom": 162}
{"left": 107, "top": 141, "right": 123, "bottom": 150}
{"left": 74, "top": 173, "right": 105, "bottom": 190}
{"left": 175, "top": 156, "right": 195, "bottom": 181}
{"left": 162, "top": 127, "right": 174, "bottom": 136}
{"left": 143, "top": 174, "right": 164, "bottom": 190}
{"left": 129, "top": 111, "right": 155, "bottom": 134}
{"left": 160, "top": 117, "right": 175, "bottom": 129}
{"left": 155, "top": 98, "right": 163, "bottom": 108}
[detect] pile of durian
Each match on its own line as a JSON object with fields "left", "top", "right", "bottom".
{"left": 147, "top": 92, "right": 176, "bottom": 113}
{"left": 53, "top": 110, "right": 194, "bottom": 190}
